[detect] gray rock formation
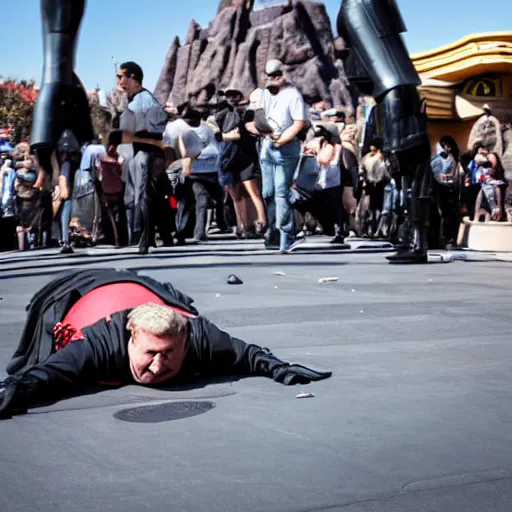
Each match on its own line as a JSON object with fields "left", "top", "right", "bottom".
{"left": 501, "top": 124, "right": 512, "bottom": 179}
{"left": 153, "top": 36, "right": 180, "bottom": 107}
{"left": 154, "top": 0, "right": 353, "bottom": 112}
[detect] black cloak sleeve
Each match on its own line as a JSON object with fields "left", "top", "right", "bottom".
{"left": 184, "top": 317, "right": 332, "bottom": 385}
{"left": 27, "top": 311, "right": 131, "bottom": 390}
{"left": 0, "top": 312, "right": 131, "bottom": 418}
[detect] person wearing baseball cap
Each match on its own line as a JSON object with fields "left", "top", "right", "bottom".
{"left": 246, "top": 59, "right": 308, "bottom": 252}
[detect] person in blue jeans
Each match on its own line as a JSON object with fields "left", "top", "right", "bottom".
{"left": 56, "top": 130, "right": 81, "bottom": 254}
{"left": 248, "top": 60, "right": 308, "bottom": 251}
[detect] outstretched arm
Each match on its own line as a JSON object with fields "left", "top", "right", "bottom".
{"left": 0, "top": 313, "right": 129, "bottom": 419}
{"left": 188, "top": 317, "right": 331, "bottom": 385}
{"left": 0, "top": 340, "right": 97, "bottom": 419}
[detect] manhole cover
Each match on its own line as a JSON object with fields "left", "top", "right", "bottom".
{"left": 114, "top": 401, "right": 215, "bottom": 423}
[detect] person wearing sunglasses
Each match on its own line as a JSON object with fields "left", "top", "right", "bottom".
{"left": 117, "top": 62, "right": 174, "bottom": 254}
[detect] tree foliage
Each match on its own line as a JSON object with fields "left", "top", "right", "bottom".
{"left": 0, "top": 79, "right": 128, "bottom": 146}
{"left": 0, "top": 78, "right": 38, "bottom": 142}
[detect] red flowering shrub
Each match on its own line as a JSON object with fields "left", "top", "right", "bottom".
{"left": 0, "top": 79, "right": 39, "bottom": 142}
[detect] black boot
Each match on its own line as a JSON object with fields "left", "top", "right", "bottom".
{"left": 264, "top": 228, "right": 280, "bottom": 250}
{"left": 330, "top": 224, "right": 350, "bottom": 248}
{"left": 387, "top": 197, "right": 430, "bottom": 264}
{"left": 386, "top": 225, "right": 428, "bottom": 263}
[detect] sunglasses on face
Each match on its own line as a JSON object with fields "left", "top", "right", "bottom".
{"left": 266, "top": 72, "right": 283, "bottom": 79}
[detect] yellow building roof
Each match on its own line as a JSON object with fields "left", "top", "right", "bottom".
{"left": 411, "top": 32, "right": 512, "bottom": 81}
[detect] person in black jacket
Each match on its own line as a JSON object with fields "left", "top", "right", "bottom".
{"left": 215, "top": 89, "right": 267, "bottom": 239}
{"left": 0, "top": 269, "right": 331, "bottom": 419}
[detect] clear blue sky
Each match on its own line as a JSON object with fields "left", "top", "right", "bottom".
{"left": 1, "top": 0, "right": 509, "bottom": 93}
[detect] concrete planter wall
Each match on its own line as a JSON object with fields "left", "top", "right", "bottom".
{"left": 458, "top": 217, "right": 512, "bottom": 252}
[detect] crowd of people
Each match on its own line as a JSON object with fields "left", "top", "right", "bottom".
{"left": 1, "top": 59, "right": 511, "bottom": 255}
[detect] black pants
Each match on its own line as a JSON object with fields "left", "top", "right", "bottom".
{"left": 434, "top": 181, "right": 460, "bottom": 245}
{"left": 175, "top": 173, "right": 226, "bottom": 241}
{"left": 366, "top": 181, "right": 386, "bottom": 212}
{"left": 463, "top": 184, "right": 481, "bottom": 220}
{"left": 103, "top": 196, "right": 128, "bottom": 247}
{"left": 124, "top": 151, "right": 173, "bottom": 250}
{"left": 294, "top": 186, "right": 344, "bottom": 236}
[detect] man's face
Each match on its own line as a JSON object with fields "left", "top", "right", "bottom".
{"left": 117, "top": 69, "right": 139, "bottom": 96}
{"left": 265, "top": 73, "right": 285, "bottom": 95}
{"left": 226, "top": 92, "right": 242, "bottom": 107}
{"left": 128, "top": 329, "right": 187, "bottom": 385}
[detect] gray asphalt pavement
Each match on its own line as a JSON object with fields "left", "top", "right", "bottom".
{"left": 0, "top": 238, "right": 511, "bottom": 512}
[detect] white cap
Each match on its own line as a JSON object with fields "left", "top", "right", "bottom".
{"left": 248, "top": 88, "right": 263, "bottom": 110}
{"left": 265, "top": 59, "right": 284, "bottom": 76}
{"left": 322, "top": 108, "right": 339, "bottom": 117}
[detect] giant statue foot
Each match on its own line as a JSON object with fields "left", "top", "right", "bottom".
{"left": 386, "top": 249, "right": 428, "bottom": 264}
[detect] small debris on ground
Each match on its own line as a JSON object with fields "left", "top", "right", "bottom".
{"left": 360, "top": 310, "right": 364, "bottom": 314}
{"left": 227, "top": 274, "right": 243, "bottom": 285}
{"left": 274, "top": 271, "right": 286, "bottom": 276}
{"left": 215, "top": 293, "right": 221, "bottom": 298}
{"left": 274, "top": 286, "right": 279, "bottom": 289}
{"left": 351, "top": 289, "right": 356, "bottom": 292}
{"left": 296, "top": 392, "right": 315, "bottom": 399}
{"left": 319, "top": 277, "right": 339, "bottom": 283}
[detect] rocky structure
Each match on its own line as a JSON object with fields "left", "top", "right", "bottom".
{"left": 154, "top": 0, "right": 353, "bottom": 112}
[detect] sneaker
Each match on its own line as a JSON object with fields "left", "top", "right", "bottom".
{"left": 60, "top": 244, "right": 74, "bottom": 255}
{"left": 282, "top": 237, "right": 306, "bottom": 254}
{"left": 265, "top": 241, "right": 280, "bottom": 250}
{"left": 190, "top": 237, "right": 208, "bottom": 245}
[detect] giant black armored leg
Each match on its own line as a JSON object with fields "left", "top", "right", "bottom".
{"left": 387, "top": 154, "right": 432, "bottom": 263}
{"left": 31, "top": 0, "right": 93, "bottom": 169}
{"left": 338, "top": 0, "right": 432, "bottom": 264}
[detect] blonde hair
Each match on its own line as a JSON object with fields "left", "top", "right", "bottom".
{"left": 127, "top": 303, "right": 189, "bottom": 337}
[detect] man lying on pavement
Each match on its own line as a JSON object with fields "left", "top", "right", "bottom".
{"left": 0, "top": 272, "right": 331, "bottom": 419}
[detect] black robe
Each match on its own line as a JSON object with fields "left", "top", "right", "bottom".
{"left": 1, "top": 269, "right": 331, "bottom": 418}
{"left": 7, "top": 268, "right": 198, "bottom": 376}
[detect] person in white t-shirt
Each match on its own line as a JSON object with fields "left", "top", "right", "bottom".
{"left": 164, "top": 106, "right": 228, "bottom": 244}
{"left": 247, "top": 60, "right": 308, "bottom": 252}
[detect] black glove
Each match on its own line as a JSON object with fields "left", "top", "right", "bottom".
{"left": 272, "top": 364, "right": 332, "bottom": 385}
{"left": 0, "top": 375, "right": 45, "bottom": 420}
{"left": 0, "top": 377, "right": 27, "bottom": 419}
{"left": 254, "top": 348, "right": 332, "bottom": 386}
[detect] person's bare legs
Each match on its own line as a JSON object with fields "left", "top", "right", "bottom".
{"left": 474, "top": 190, "right": 483, "bottom": 222}
{"left": 242, "top": 178, "right": 267, "bottom": 231}
{"left": 226, "top": 184, "right": 247, "bottom": 233}
{"left": 16, "top": 227, "right": 26, "bottom": 250}
{"left": 492, "top": 187, "right": 502, "bottom": 221}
